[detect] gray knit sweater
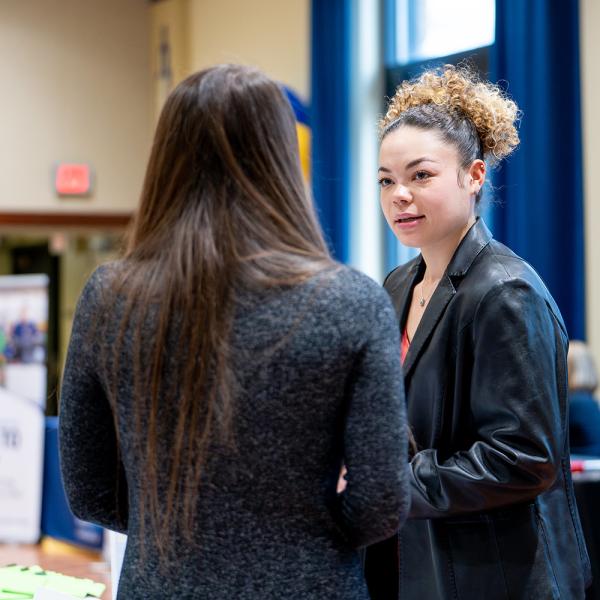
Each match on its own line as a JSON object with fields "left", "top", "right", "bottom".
{"left": 59, "top": 263, "right": 409, "bottom": 599}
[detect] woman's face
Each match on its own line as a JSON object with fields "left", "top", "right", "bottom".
{"left": 378, "top": 125, "right": 483, "bottom": 252}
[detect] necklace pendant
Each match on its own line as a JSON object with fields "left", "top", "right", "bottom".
{"left": 419, "top": 297, "right": 426, "bottom": 307}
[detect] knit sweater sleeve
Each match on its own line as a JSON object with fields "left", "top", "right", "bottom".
{"left": 58, "top": 267, "right": 128, "bottom": 533}
{"left": 332, "top": 283, "right": 410, "bottom": 548}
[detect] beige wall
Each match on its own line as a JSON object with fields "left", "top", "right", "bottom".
{"left": 580, "top": 0, "right": 600, "bottom": 364}
{"left": 188, "top": 0, "right": 310, "bottom": 99}
{"left": 148, "top": 0, "right": 310, "bottom": 129}
{"left": 149, "top": 0, "right": 191, "bottom": 121}
{"left": 0, "top": 0, "right": 152, "bottom": 214}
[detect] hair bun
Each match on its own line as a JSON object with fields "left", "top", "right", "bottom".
{"left": 380, "top": 65, "right": 520, "bottom": 163}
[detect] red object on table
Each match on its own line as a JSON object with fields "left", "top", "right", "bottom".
{"left": 571, "top": 459, "right": 585, "bottom": 473}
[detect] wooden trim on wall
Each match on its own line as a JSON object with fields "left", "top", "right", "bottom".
{"left": 0, "top": 212, "right": 132, "bottom": 228}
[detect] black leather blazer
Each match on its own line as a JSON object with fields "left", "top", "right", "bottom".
{"left": 365, "top": 219, "right": 591, "bottom": 599}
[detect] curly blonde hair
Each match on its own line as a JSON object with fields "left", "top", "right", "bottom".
{"left": 380, "top": 65, "right": 520, "bottom": 165}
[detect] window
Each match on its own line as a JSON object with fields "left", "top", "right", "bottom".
{"left": 390, "top": 0, "right": 495, "bottom": 66}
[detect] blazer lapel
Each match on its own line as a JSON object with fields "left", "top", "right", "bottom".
{"left": 386, "top": 259, "right": 423, "bottom": 325}
{"left": 386, "top": 219, "right": 493, "bottom": 379}
{"left": 403, "top": 274, "right": 456, "bottom": 378}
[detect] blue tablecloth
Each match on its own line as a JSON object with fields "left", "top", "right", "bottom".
{"left": 41, "top": 417, "right": 103, "bottom": 550}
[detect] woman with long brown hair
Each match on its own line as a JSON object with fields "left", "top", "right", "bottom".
{"left": 58, "top": 64, "right": 409, "bottom": 599}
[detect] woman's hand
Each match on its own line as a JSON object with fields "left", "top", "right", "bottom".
{"left": 337, "top": 465, "right": 348, "bottom": 494}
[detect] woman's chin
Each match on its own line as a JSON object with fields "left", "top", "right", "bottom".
{"left": 392, "top": 232, "right": 421, "bottom": 249}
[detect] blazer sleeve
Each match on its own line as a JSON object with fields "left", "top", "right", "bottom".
{"left": 332, "top": 290, "right": 411, "bottom": 547}
{"left": 409, "top": 277, "right": 566, "bottom": 519}
{"left": 58, "top": 267, "right": 128, "bottom": 533}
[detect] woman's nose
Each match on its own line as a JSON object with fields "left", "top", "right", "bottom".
{"left": 393, "top": 184, "right": 412, "bottom": 204}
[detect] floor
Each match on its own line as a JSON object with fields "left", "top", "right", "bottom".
{"left": 0, "top": 539, "right": 112, "bottom": 599}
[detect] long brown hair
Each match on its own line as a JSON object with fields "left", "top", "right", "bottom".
{"left": 104, "top": 65, "right": 332, "bottom": 558}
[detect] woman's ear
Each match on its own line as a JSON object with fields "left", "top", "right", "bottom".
{"left": 468, "top": 159, "right": 486, "bottom": 195}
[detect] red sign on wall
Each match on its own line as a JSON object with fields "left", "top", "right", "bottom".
{"left": 54, "top": 164, "right": 92, "bottom": 196}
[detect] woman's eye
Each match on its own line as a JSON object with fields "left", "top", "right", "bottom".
{"left": 414, "top": 171, "right": 430, "bottom": 181}
{"left": 378, "top": 177, "right": 392, "bottom": 187}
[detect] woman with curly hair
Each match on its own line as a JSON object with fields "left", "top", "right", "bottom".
{"left": 365, "top": 65, "right": 591, "bottom": 599}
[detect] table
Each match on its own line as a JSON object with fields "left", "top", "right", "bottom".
{"left": 573, "top": 472, "right": 600, "bottom": 600}
{"left": 0, "top": 540, "right": 111, "bottom": 599}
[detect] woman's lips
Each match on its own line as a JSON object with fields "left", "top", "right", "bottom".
{"left": 395, "top": 214, "right": 424, "bottom": 227}
{"left": 396, "top": 215, "right": 424, "bottom": 223}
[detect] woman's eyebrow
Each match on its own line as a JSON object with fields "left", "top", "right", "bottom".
{"left": 378, "top": 157, "right": 441, "bottom": 173}
{"left": 405, "top": 157, "right": 439, "bottom": 169}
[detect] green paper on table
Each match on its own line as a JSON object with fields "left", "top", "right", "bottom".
{"left": 0, "top": 565, "right": 105, "bottom": 599}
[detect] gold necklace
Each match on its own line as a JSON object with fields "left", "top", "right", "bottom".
{"left": 418, "top": 282, "right": 428, "bottom": 307}
{"left": 418, "top": 278, "right": 437, "bottom": 307}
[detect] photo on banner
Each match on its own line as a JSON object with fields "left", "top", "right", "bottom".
{"left": 0, "top": 274, "right": 48, "bottom": 542}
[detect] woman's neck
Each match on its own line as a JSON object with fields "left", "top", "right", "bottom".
{"left": 420, "top": 217, "right": 476, "bottom": 281}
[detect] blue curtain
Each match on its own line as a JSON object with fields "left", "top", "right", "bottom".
{"left": 310, "top": 0, "right": 351, "bottom": 262}
{"left": 490, "top": 0, "right": 585, "bottom": 339}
